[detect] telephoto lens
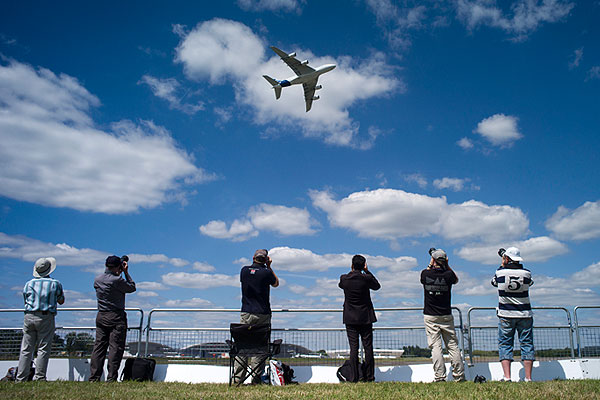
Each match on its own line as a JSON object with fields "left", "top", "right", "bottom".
{"left": 428, "top": 248, "right": 436, "bottom": 256}
{"left": 121, "top": 255, "right": 129, "bottom": 262}
{"left": 498, "top": 248, "right": 506, "bottom": 258}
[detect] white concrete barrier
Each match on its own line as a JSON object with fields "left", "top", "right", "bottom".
{"left": 0, "top": 358, "right": 598, "bottom": 383}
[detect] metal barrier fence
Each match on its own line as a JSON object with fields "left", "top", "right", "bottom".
{"left": 574, "top": 306, "right": 600, "bottom": 358}
{"left": 467, "top": 307, "right": 575, "bottom": 366}
{"left": 2, "top": 306, "right": 599, "bottom": 364}
{"left": 143, "top": 307, "right": 465, "bottom": 366}
{"left": 0, "top": 308, "right": 143, "bottom": 360}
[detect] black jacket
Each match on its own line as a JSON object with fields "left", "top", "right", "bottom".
{"left": 339, "top": 270, "right": 381, "bottom": 325}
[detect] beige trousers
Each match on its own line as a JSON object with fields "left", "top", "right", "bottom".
{"left": 424, "top": 314, "right": 465, "bottom": 381}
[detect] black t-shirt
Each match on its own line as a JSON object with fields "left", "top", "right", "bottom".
{"left": 420, "top": 267, "right": 458, "bottom": 316}
{"left": 240, "top": 262, "right": 277, "bottom": 315}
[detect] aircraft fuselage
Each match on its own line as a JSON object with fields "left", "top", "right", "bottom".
{"left": 279, "top": 64, "right": 336, "bottom": 87}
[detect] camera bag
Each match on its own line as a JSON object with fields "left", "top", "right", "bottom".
{"left": 121, "top": 357, "right": 156, "bottom": 381}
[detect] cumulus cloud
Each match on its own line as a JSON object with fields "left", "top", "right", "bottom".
{"left": 138, "top": 74, "right": 204, "bottom": 114}
{"left": 199, "top": 203, "right": 317, "bottom": 241}
{"left": 456, "top": 0, "right": 574, "bottom": 40}
{"left": 270, "top": 246, "right": 417, "bottom": 272}
{"left": 0, "top": 59, "right": 215, "bottom": 213}
{"left": 456, "top": 236, "right": 568, "bottom": 264}
{"left": 137, "top": 281, "right": 169, "bottom": 291}
{"left": 457, "top": 137, "right": 474, "bottom": 149}
{"left": 174, "top": 18, "right": 402, "bottom": 148}
{"left": 311, "top": 188, "right": 528, "bottom": 242}
{"left": 404, "top": 173, "right": 428, "bottom": 188}
{"left": 161, "top": 271, "right": 239, "bottom": 289}
{"left": 129, "top": 253, "right": 189, "bottom": 267}
{"left": 192, "top": 262, "right": 217, "bottom": 272}
{"left": 545, "top": 201, "right": 600, "bottom": 241}
{"left": 237, "top": 0, "right": 304, "bottom": 13}
{"left": 474, "top": 114, "right": 523, "bottom": 147}
{"left": 164, "top": 297, "right": 214, "bottom": 307}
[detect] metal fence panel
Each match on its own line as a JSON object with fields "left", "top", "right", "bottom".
{"left": 574, "top": 306, "right": 600, "bottom": 358}
{"left": 467, "top": 307, "right": 575, "bottom": 365}
{"left": 0, "top": 308, "right": 143, "bottom": 360}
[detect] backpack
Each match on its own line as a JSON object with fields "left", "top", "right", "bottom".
{"left": 121, "top": 357, "right": 156, "bottom": 381}
{"left": 337, "top": 360, "right": 367, "bottom": 382}
{"left": 281, "top": 362, "right": 297, "bottom": 384}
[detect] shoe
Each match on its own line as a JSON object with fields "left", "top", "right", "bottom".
{"left": 499, "top": 377, "right": 512, "bottom": 382}
{"left": 524, "top": 378, "right": 532, "bottom": 382}
{"left": 454, "top": 376, "right": 466, "bottom": 382}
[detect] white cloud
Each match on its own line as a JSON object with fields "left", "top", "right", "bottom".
{"left": 137, "top": 281, "right": 169, "bottom": 291}
{"left": 311, "top": 188, "right": 528, "bottom": 242}
{"left": 456, "top": 0, "right": 574, "bottom": 40}
{"left": 474, "top": 113, "right": 523, "bottom": 147}
{"left": 128, "top": 253, "right": 189, "bottom": 267}
{"left": 199, "top": 203, "right": 317, "bottom": 241}
{"left": 457, "top": 137, "right": 474, "bottom": 149}
{"left": 192, "top": 262, "right": 217, "bottom": 272}
{"left": 164, "top": 297, "right": 214, "bottom": 307}
{"left": 287, "top": 278, "right": 342, "bottom": 298}
{"left": 0, "top": 59, "right": 215, "bottom": 213}
{"left": 237, "top": 0, "right": 304, "bottom": 13}
{"left": 136, "top": 291, "right": 159, "bottom": 297}
{"left": 569, "top": 47, "right": 583, "bottom": 69}
{"left": 198, "top": 219, "right": 258, "bottom": 242}
{"left": 161, "top": 272, "right": 239, "bottom": 289}
{"left": 175, "top": 18, "right": 402, "bottom": 148}
{"left": 545, "top": 201, "right": 600, "bottom": 241}
{"left": 365, "top": 0, "right": 429, "bottom": 51}
{"left": 457, "top": 236, "right": 568, "bottom": 264}
{"left": 270, "top": 246, "right": 417, "bottom": 272}
{"left": 433, "top": 177, "right": 475, "bottom": 191}
{"left": 138, "top": 74, "right": 204, "bottom": 114}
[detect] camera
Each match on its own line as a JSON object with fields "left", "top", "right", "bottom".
{"left": 120, "top": 255, "right": 129, "bottom": 263}
{"left": 498, "top": 248, "right": 506, "bottom": 258}
{"left": 428, "top": 247, "right": 436, "bottom": 256}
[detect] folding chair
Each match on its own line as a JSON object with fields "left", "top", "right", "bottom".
{"left": 226, "top": 323, "right": 282, "bottom": 386}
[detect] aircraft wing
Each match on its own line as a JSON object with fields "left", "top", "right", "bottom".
{"left": 302, "top": 80, "right": 317, "bottom": 112}
{"left": 270, "top": 46, "right": 315, "bottom": 76}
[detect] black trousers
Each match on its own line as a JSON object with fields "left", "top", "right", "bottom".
{"left": 89, "top": 311, "right": 128, "bottom": 382}
{"left": 345, "top": 323, "right": 375, "bottom": 382}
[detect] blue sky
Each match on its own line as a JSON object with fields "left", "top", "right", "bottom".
{"left": 1, "top": 0, "right": 599, "bottom": 327}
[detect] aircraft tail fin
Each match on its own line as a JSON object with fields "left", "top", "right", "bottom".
{"left": 263, "top": 75, "right": 282, "bottom": 99}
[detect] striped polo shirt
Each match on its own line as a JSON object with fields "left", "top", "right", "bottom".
{"left": 23, "top": 277, "right": 65, "bottom": 314}
{"left": 491, "top": 263, "right": 533, "bottom": 318}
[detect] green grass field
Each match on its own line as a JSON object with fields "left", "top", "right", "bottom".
{"left": 2, "top": 380, "right": 600, "bottom": 400}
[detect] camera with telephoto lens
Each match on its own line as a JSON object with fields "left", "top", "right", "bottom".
{"left": 498, "top": 248, "right": 506, "bottom": 258}
{"left": 428, "top": 247, "right": 436, "bottom": 256}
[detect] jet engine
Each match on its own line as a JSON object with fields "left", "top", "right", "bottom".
{"left": 301, "top": 60, "right": 309, "bottom": 65}
{"left": 287, "top": 52, "right": 296, "bottom": 58}
{"left": 315, "top": 85, "right": 322, "bottom": 90}
{"left": 313, "top": 95, "right": 320, "bottom": 100}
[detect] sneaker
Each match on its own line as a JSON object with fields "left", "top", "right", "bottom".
{"left": 524, "top": 378, "right": 532, "bottom": 382}
{"left": 499, "top": 377, "right": 512, "bottom": 382}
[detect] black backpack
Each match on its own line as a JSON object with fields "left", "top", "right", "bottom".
{"left": 337, "top": 360, "right": 367, "bottom": 382}
{"left": 121, "top": 357, "right": 156, "bottom": 381}
{"left": 281, "top": 362, "right": 297, "bottom": 384}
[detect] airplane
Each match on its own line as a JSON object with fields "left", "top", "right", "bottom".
{"left": 263, "top": 46, "right": 336, "bottom": 112}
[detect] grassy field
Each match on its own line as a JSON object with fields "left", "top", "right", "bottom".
{"left": 1, "top": 380, "right": 600, "bottom": 400}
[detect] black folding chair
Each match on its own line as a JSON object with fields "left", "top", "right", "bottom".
{"left": 226, "top": 323, "right": 282, "bottom": 386}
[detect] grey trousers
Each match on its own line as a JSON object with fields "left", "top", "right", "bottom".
{"left": 424, "top": 314, "right": 465, "bottom": 381}
{"left": 17, "top": 312, "right": 56, "bottom": 381}
{"left": 233, "top": 312, "right": 271, "bottom": 384}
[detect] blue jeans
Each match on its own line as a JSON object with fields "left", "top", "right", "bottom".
{"left": 498, "top": 317, "right": 534, "bottom": 361}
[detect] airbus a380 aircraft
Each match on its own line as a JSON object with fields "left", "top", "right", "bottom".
{"left": 263, "top": 46, "right": 336, "bottom": 112}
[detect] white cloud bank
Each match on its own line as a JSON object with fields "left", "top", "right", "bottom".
{"left": 0, "top": 59, "right": 215, "bottom": 213}
{"left": 174, "top": 18, "right": 402, "bottom": 148}
{"left": 161, "top": 272, "right": 239, "bottom": 289}
{"left": 546, "top": 200, "right": 600, "bottom": 241}
{"left": 457, "top": 236, "right": 568, "bottom": 264}
{"left": 456, "top": 0, "right": 574, "bottom": 40}
{"left": 270, "top": 246, "right": 417, "bottom": 272}
{"left": 311, "top": 188, "right": 529, "bottom": 242}
{"left": 199, "top": 203, "right": 317, "bottom": 241}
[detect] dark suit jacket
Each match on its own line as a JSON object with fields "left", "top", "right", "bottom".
{"left": 339, "top": 270, "right": 381, "bottom": 325}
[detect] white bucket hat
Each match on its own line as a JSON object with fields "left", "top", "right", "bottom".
{"left": 33, "top": 257, "right": 57, "bottom": 278}
{"left": 504, "top": 247, "right": 523, "bottom": 262}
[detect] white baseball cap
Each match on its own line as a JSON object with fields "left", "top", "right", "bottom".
{"left": 504, "top": 247, "right": 523, "bottom": 262}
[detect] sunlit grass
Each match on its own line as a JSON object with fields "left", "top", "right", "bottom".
{"left": 1, "top": 380, "right": 600, "bottom": 400}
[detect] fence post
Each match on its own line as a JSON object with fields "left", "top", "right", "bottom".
{"left": 466, "top": 307, "right": 474, "bottom": 366}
